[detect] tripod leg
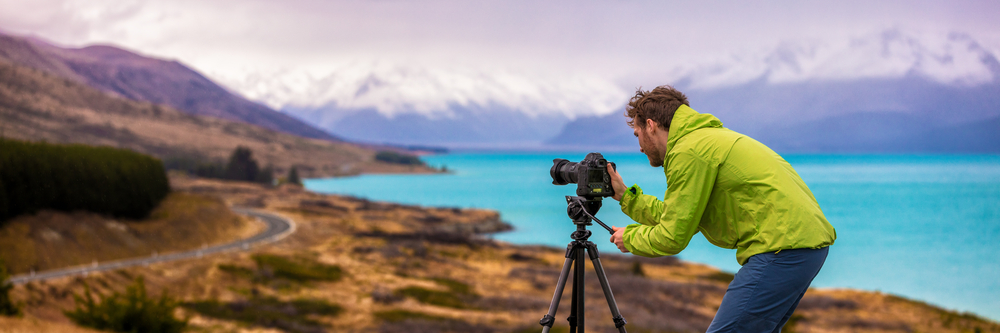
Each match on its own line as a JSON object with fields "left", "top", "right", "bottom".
{"left": 585, "top": 242, "right": 628, "bottom": 333}
{"left": 573, "top": 244, "right": 586, "bottom": 333}
{"left": 539, "top": 244, "right": 576, "bottom": 333}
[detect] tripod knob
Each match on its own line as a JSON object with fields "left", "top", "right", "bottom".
{"left": 614, "top": 315, "right": 628, "bottom": 328}
{"left": 539, "top": 314, "right": 555, "bottom": 327}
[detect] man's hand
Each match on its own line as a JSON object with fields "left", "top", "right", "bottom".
{"left": 610, "top": 226, "right": 629, "bottom": 253}
{"left": 607, "top": 163, "right": 627, "bottom": 201}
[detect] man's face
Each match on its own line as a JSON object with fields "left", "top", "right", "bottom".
{"left": 633, "top": 119, "right": 665, "bottom": 167}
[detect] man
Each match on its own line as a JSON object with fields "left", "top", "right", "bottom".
{"left": 606, "top": 85, "right": 836, "bottom": 333}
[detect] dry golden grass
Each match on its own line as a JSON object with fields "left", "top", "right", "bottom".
{"left": 5, "top": 176, "right": 999, "bottom": 333}
{"left": 0, "top": 192, "right": 259, "bottom": 274}
{"left": 0, "top": 316, "right": 104, "bottom": 333}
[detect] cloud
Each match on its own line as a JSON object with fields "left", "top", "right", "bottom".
{"left": 212, "top": 61, "right": 628, "bottom": 119}
{"left": 680, "top": 29, "right": 999, "bottom": 90}
{"left": 2, "top": 0, "right": 998, "bottom": 117}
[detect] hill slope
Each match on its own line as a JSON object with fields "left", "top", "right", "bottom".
{"left": 0, "top": 32, "right": 336, "bottom": 141}
{"left": 0, "top": 59, "right": 432, "bottom": 177}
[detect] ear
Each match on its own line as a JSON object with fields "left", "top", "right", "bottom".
{"left": 645, "top": 118, "right": 659, "bottom": 132}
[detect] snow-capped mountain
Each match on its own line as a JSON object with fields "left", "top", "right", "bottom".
{"left": 549, "top": 29, "right": 1000, "bottom": 153}
{"left": 678, "top": 29, "right": 999, "bottom": 90}
{"left": 221, "top": 29, "right": 1000, "bottom": 151}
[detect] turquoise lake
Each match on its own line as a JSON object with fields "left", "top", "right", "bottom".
{"left": 305, "top": 152, "right": 1000, "bottom": 321}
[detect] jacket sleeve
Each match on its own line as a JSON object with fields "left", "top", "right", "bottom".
{"left": 621, "top": 151, "right": 717, "bottom": 257}
{"left": 618, "top": 184, "right": 665, "bottom": 226}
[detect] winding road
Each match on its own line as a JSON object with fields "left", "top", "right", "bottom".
{"left": 9, "top": 208, "right": 295, "bottom": 285}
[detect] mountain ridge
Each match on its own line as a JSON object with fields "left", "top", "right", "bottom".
{"left": 547, "top": 76, "right": 1000, "bottom": 153}
{"left": 272, "top": 29, "right": 1000, "bottom": 151}
{"left": 0, "top": 57, "right": 434, "bottom": 178}
{"left": 0, "top": 32, "right": 338, "bottom": 141}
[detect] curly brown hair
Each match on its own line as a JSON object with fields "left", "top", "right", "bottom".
{"left": 625, "top": 85, "right": 689, "bottom": 129}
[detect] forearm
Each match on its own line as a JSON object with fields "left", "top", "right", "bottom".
{"left": 619, "top": 185, "right": 664, "bottom": 226}
{"left": 621, "top": 152, "right": 716, "bottom": 257}
{"left": 622, "top": 222, "right": 695, "bottom": 257}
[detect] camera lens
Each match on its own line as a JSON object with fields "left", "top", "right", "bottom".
{"left": 550, "top": 159, "right": 579, "bottom": 185}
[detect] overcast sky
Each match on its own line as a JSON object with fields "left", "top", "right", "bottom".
{"left": 2, "top": 0, "right": 998, "bottom": 117}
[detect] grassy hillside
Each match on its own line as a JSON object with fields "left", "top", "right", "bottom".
{"left": 7, "top": 177, "right": 997, "bottom": 333}
{"left": 0, "top": 59, "right": 435, "bottom": 178}
{"left": 0, "top": 32, "right": 337, "bottom": 141}
{"left": 0, "top": 316, "right": 103, "bottom": 333}
{"left": 0, "top": 192, "right": 259, "bottom": 275}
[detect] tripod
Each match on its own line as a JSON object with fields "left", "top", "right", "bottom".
{"left": 539, "top": 196, "right": 627, "bottom": 333}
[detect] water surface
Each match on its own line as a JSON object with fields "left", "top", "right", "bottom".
{"left": 306, "top": 153, "right": 1000, "bottom": 320}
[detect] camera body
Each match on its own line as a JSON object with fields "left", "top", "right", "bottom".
{"left": 551, "top": 152, "right": 616, "bottom": 198}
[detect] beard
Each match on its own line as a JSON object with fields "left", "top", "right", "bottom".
{"left": 640, "top": 137, "right": 664, "bottom": 167}
{"left": 635, "top": 123, "right": 667, "bottom": 168}
{"left": 646, "top": 151, "right": 664, "bottom": 167}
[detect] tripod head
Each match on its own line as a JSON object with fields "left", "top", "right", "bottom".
{"left": 565, "top": 196, "right": 615, "bottom": 236}
{"left": 566, "top": 196, "right": 602, "bottom": 225}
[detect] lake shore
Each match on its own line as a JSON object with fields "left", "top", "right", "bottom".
{"left": 4, "top": 175, "right": 998, "bottom": 332}
{"left": 306, "top": 152, "right": 1000, "bottom": 322}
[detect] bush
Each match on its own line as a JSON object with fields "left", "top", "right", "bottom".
{"left": 374, "top": 151, "right": 424, "bottom": 166}
{"left": 225, "top": 146, "right": 259, "bottom": 181}
{"left": 374, "top": 309, "right": 450, "bottom": 323}
{"left": 163, "top": 146, "right": 274, "bottom": 185}
{"left": 0, "top": 138, "right": 170, "bottom": 223}
{"left": 0, "top": 260, "right": 21, "bottom": 317}
{"left": 64, "top": 276, "right": 187, "bottom": 333}
{"left": 393, "top": 277, "right": 478, "bottom": 309}
{"left": 162, "top": 154, "right": 226, "bottom": 179}
{"left": 395, "top": 286, "right": 466, "bottom": 309}
{"left": 185, "top": 296, "right": 341, "bottom": 333}
{"left": 287, "top": 166, "right": 302, "bottom": 186}
{"left": 631, "top": 262, "right": 646, "bottom": 276}
{"left": 256, "top": 164, "right": 274, "bottom": 185}
{"left": 251, "top": 254, "right": 343, "bottom": 282}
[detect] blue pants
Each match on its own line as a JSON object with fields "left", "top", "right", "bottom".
{"left": 706, "top": 247, "right": 829, "bottom": 333}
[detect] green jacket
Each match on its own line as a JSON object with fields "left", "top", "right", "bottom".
{"left": 620, "top": 105, "right": 836, "bottom": 265}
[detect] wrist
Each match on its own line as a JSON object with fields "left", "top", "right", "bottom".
{"left": 619, "top": 184, "right": 640, "bottom": 205}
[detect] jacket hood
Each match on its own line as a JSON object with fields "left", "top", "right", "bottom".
{"left": 666, "top": 105, "right": 724, "bottom": 152}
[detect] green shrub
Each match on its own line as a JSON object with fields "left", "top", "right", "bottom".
{"left": 217, "top": 264, "right": 255, "bottom": 280}
{"left": 0, "top": 260, "right": 21, "bottom": 317}
{"left": 64, "top": 276, "right": 187, "bottom": 333}
{"left": 286, "top": 166, "right": 302, "bottom": 186}
{"left": 374, "top": 309, "right": 450, "bottom": 323}
{"left": 225, "top": 146, "right": 258, "bottom": 181}
{"left": 163, "top": 146, "right": 273, "bottom": 185}
{"left": 256, "top": 164, "right": 274, "bottom": 184}
{"left": 430, "top": 277, "right": 473, "bottom": 295}
{"left": 184, "top": 296, "right": 341, "bottom": 333}
{"left": 0, "top": 138, "right": 170, "bottom": 223}
{"left": 162, "top": 155, "right": 226, "bottom": 179}
{"left": 395, "top": 286, "right": 466, "bottom": 309}
{"left": 393, "top": 277, "right": 478, "bottom": 309}
{"left": 704, "top": 271, "right": 735, "bottom": 284}
{"left": 631, "top": 262, "right": 646, "bottom": 276}
{"left": 374, "top": 151, "right": 424, "bottom": 166}
{"left": 251, "top": 254, "right": 343, "bottom": 282}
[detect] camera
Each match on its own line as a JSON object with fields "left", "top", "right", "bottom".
{"left": 550, "top": 152, "right": 616, "bottom": 198}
